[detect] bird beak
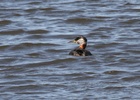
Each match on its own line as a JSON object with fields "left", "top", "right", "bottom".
{"left": 68, "top": 40, "right": 76, "bottom": 43}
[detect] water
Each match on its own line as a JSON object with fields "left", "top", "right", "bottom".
{"left": 0, "top": 0, "right": 140, "bottom": 99}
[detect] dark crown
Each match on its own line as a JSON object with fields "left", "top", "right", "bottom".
{"left": 74, "top": 36, "right": 87, "bottom": 42}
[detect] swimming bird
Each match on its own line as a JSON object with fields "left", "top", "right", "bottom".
{"left": 69, "top": 36, "right": 92, "bottom": 56}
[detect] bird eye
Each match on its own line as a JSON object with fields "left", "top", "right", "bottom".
{"left": 75, "top": 37, "right": 80, "bottom": 41}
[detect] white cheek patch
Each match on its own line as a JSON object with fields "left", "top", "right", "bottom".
{"left": 78, "top": 38, "right": 85, "bottom": 44}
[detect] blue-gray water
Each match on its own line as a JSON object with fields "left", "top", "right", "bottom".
{"left": 0, "top": 0, "right": 140, "bottom": 100}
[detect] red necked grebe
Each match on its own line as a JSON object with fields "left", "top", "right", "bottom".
{"left": 69, "top": 36, "right": 92, "bottom": 56}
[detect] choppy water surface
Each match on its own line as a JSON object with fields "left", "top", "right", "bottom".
{"left": 0, "top": 0, "right": 140, "bottom": 99}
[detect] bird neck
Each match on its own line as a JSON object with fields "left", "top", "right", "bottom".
{"left": 79, "top": 44, "right": 86, "bottom": 49}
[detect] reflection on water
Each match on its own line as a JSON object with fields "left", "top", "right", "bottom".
{"left": 0, "top": 0, "right": 140, "bottom": 99}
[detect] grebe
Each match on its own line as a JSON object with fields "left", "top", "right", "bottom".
{"left": 69, "top": 36, "right": 92, "bottom": 56}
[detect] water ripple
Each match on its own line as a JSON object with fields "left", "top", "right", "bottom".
{"left": 0, "top": 0, "right": 140, "bottom": 99}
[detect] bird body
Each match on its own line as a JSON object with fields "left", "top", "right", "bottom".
{"left": 69, "top": 36, "right": 92, "bottom": 56}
